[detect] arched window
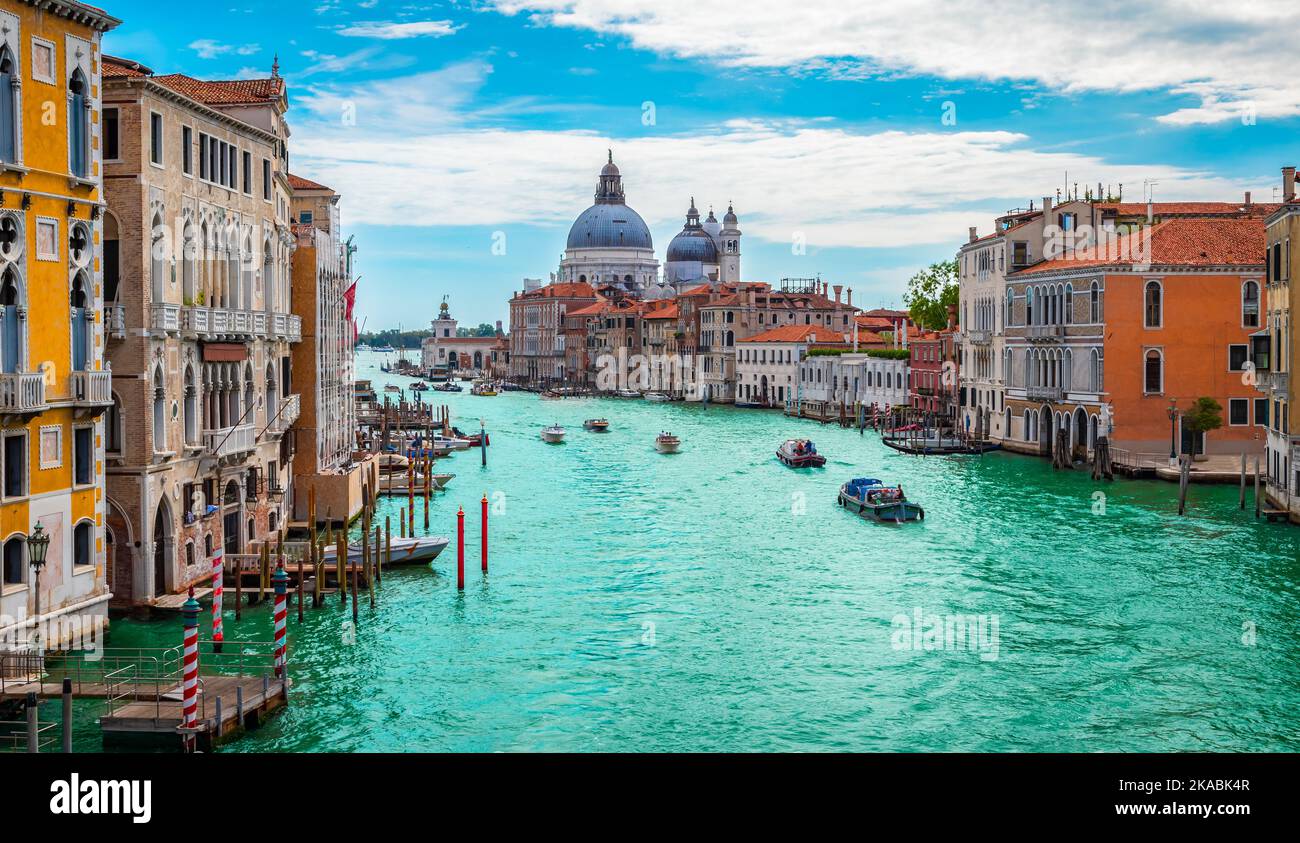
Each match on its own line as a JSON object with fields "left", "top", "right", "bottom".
{"left": 2, "top": 533, "right": 24, "bottom": 585}
{"left": 0, "top": 265, "right": 21, "bottom": 373}
{"left": 1006, "top": 288, "right": 1014, "bottom": 327}
{"left": 68, "top": 69, "right": 89, "bottom": 177}
{"left": 1144, "top": 280, "right": 1162, "bottom": 328}
{"left": 150, "top": 214, "right": 166, "bottom": 303}
{"left": 70, "top": 272, "right": 91, "bottom": 371}
{"left": 107, "top": 393, "right": 123, "bottom": 454}
{"left": 0, "top": 46, "right": 15, "bottom": 163}
{"left": 1144, "top": 349, "right": 1163, "bottom": 394}
{"left": 152, "top": 367, "right": 167, "bottom": 452}
{"left": 1090, "top": 349, "right": 1103, "bottom": 392}
{"left": 1064, "top": 283, "right": 1073, "bottom": 324}
{"left": 1242, "top": 280, "right": 1260, "bottom": 328}
{"left": 1089, "top": 281, "right": 1100, "bottom": 323}
{"left": 183, "top": 365, "right": 198, "bottom": 446}
{"left": 1025, "top": 287, "right": 1034, "bottom": 325}
{"left": 73, "top": 521, "right": 93, "bottom": 568}
{"left": 182, "top": 221, "right": 197, "bottom": 303}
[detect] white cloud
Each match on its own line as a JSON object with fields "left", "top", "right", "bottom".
{"left": 489, "top": 0, "right": 1300, "bottom": 124}
{"left": 188, "top": 39, "right": 260, "bottom": 59}
{"left": 337, "top": 20, "right": 462, "bottom": 39}
{"left": 291, "top": 70, "right": 1257, "bottom": 249}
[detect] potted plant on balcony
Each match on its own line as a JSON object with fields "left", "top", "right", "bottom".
{"left": 1182, "top": 397, "right": 1222, "bottom": 462}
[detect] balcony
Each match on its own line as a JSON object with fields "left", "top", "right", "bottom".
{"left": 108, "top": 304, "right": 126, "bottom": 339}
{"left": 1026, "top": 385, "right": 1063, "bottom": 402}
{"left": 0, "top": 372, "right": 47, "bottom": 414}
{"left": 177, "top": 306, "right": 305, "bottom": 343}
{"left": 204, "top": 423, "right": 256, "bottom": 459}
{"left": 1026, "top": 324, "right": 1064, "bottom": 342}
{"left": 150, "top": 303, "right": 180, "bottom": 335}
{"left": 268, "top": 393, "right": 300, "bottom": 432}
{"left": 69, "top": 370, "right": 112, "bottom": 409}
{"left": 967, "top": 329, "right": 992, "bottom": 345}
{"left": 1258, "top": 371, "right": 1289, "bottom": 400}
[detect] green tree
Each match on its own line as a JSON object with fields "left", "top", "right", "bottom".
{"left": 902, "top": 259, "right": 959, "bottom": 331}
{"left": 1182, "top": 397, "right": 1223, "bottom": 455}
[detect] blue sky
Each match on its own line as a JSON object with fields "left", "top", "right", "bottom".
{"left": 101, "top": 0, "right": 1300, "bottom": 329}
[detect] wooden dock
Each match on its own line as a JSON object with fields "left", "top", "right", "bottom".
{"left": 101, "top": 674, "right": 288, "bottom": 751}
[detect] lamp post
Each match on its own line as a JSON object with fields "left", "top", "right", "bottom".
{"left": 27, "top": 522, "right": 50, "bottom": 649}
{"left": 1166, "top": 398, "right": 1178, "bottom": 461}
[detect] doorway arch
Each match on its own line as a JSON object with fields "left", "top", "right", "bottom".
{"left": 153, "top": 497, "right": 173, "bottom": 598}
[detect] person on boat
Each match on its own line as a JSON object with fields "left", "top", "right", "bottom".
{"left": 806, "top": 441, "right": 816, "bottom": 454}
{"left": 794, "top": 441, "right": 804, "bottom": 455}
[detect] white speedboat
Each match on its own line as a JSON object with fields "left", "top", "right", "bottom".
{"left": 319, "top": 535, "right": 450, "bottom": 566}
{"left": 655, "top": 432, "right": 681, "bottom": 453}
{"left": 616, "top": 389, "right": 641, "bottom": 398}
{"left": 644, "top": 392, "right": 671, "bottom": 402}
{"left": 583, "top": 418, "right": 610, "bottom": 431}
{"left": 541, "top": 424, "right": 566, "bottom": 443}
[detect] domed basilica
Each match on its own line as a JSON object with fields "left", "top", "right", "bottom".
{"left": 555, "top": 153, "right": 741, "bottom": 298}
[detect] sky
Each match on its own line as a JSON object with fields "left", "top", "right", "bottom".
{"left": 101, "top": 0, "right": 1300, "bottom": 330}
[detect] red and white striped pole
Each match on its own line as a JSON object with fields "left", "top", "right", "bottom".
{"left": 210, "top": 550, "right": 224, "bottom": 654}
{"left": 180, "top": 587, "right": 200, "bottom": 752}
{"left": 272, "top": 563, "right": 288, "bottom": 679}
{"left": 456, "top": 506, "right": 465, "bottom": 590}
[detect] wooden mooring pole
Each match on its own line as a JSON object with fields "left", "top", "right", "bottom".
{"left": 1254, "top": 457, "right": 1262, "bottom": 518}
{"left": 1240, "top": 453, "right": 1247, "bottom": 510}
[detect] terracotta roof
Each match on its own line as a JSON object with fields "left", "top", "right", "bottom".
{"left": 1014, "top": 217, "right": 1266, "bottom": 275}
{"left": 566, "top": 300, "right": 608, "bottom": 317}
{"left": 288, "top": 173, "right": 331, "bottom": 192}
{"left": 103, "top": 55, "right": 151, "bottom": 78}
{"left": 681, "top": 283, "right": 713, "bottom": 297}
{"left": 1095, "top": 201, "right": 1281, "bottom": 218}
{"left": 738, "top": 325, "right": 847, "bottom": 344}
{"left": 152, "top": 73, "right": 285, "bottom": 106}
{"left": 643, "top": 303, "right": 679, "bottom": 320}
{"left": 516, "top": 282, "right": 596, "bottom": 299}
{"left": 862, "top": 308, "right": 910, "bottom": 319}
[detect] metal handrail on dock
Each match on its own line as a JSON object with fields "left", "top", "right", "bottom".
{"left": 0, "top": 716, "right": 59, "bottom": 752}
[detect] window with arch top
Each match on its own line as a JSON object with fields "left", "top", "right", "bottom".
{"left": 1144, "top": 280, "right": 1162, "bottom": 328}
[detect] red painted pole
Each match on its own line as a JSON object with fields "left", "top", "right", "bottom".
{"left": 210, "top": 550, "right": 224, "bottom": 654}
{"left": 480, "top": 494, "right": 488, "bottom": 573}
{"left": 180, "top": 587, "right": 200, "bottom": 752}
{"left": 456, "top": 506, "right": 465, "bottom": 590}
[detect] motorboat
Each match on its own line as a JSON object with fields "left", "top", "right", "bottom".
{"left": 383, "top": 384, "right": 401, "bottom": 393}
{"left": 616, "top": 389, "right": 641, "bottom": 398}
{"left": 583, "top": 418, "right": 610, "bottom": 431}
{"left": 655, "top": 432, "right": 681, "bottom": 453}
{"left": 433, "top": 382, "right": 463, "bottom": 393}
{"left": 838, "top": 478, "right": 924, "bottom": 523}
{"left": 471, "top": 381, "right": 498, "bottom": 396}
{"left": 541, "top": 424, "right": 566, "bottom": 443}
{"left": 451, "top": 426, "right": 490, "bottom": 447}
{"left": 410, "top": 381, "right": 428, "bottom": 391}
{"left": 644, "top": 392, "right": 671, "bottom": 402}
{"left": 776, "top": 438, "right": 826, "bottom": 468}
{"left": 320, "top": 535, "right": 450, "bottom": 567}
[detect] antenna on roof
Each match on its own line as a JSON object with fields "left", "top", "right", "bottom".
{"left": 271, "top": 54, "right": 280, "bottom": 77}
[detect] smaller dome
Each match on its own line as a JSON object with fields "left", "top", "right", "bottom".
{"left": 706, "top": 208, "right": 717, "bottom": 224}
{"left": 723, "top": 203, "right": 738, "bottom": 226}
{"left": 666, "top": 228, "right": 718, "bottom": 263}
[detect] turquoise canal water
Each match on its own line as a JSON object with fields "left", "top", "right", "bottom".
{"left": 76, "top": 354, "right": 1300, "bottom": 751}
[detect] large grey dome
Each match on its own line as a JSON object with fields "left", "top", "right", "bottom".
{"left": 666, "top": 228, "right": 718, "bottom": 263}
{"left": 566, "top": 203, "right": 653, "bottom": 250}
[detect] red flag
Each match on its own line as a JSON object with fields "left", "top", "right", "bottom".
{"left": 342, "top": 279, "right": 358, "bottom": 321}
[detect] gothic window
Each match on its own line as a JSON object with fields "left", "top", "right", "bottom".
{"left": 0, "top": 46, "right": 15, "bottom": 163}
{"left": 68, "top": 68, "right": 89, "bottom": 177}
{"left": 152, "top": 367, "right": 167, "bottom": 452}
{"left": 1089, "top": 281, "right": 1100, "bottom": 323}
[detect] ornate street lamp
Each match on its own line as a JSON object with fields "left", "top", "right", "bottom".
{"left": 1166, "top": 398, "right": 1178, "bottom": 461}
{"left": 27, "top": 521, "right": 50, "bottom": 647}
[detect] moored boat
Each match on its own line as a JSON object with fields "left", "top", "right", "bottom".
{"left": 776, "top": 438, "right": 826, "bottom": 468}
{"left": 433, "top": 382, "right": 463, "bottom": 392}
{"left": 655, "top": 431, "right": 680, "bottom": 453}
{"left": 583, "top": 418, "right": 610, "bottom": 431}
{"left": 320, "top": 535, "right": 450, "bottom": 566}
{"left": 616, "top": 389, "right": 640, "bottom": 398}
{"left": 838, "top": 478, "right": 924, "bottom": 523}
{"left": 410, "top": 381, "right": 428, "bottom": 391}
{"left": 644, "top": 391, "right": 671, "bottom": 402}
{"left": 541, "top": 424, "right": 566, "bottom": 443}
{"left": 383, "top": 384, "right": 400, "bottom": 392}
{"left": 471, "top": 380, "right": 498, "bottom": 396}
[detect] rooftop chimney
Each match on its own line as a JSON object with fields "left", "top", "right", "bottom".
{"left": 1042, "top": 196, "right": 1053, "bottom": 218}
{"left": 1244, "top": 191, "right": 1252, "bottom": 208}
{"left": 1284, "top": 166, "right": 1296, "bottom": 203}
{"left": 833, "top": 284, "right": 843, "bottom": 304}
{"left": 968, "top": 226, "right": 978, "bottom": 243}
{"left": 946, "top": 303, "right": 957, "bottom": 332}
{"left": 846, "top": 287, "right": 853, "bottom": 307}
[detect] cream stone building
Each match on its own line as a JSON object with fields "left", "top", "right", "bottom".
{"left": 101, "top": 56, "right": 300, "bottom": 606}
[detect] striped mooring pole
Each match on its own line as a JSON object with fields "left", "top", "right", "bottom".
{"left": 272, "top": 563, "right": 288, "bottom": 679}
{"left": 456, "top": 506, "right": 465, "bottom": 590}
{"left": 210, "top": 550, "right": 224, "bottom": 653}
{"left": 181, "top": 587, "right": 200, "bottom": 752}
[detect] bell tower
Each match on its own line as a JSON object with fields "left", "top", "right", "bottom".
{"left": 719, "top": 203, "right": 742, "bottom": 284}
